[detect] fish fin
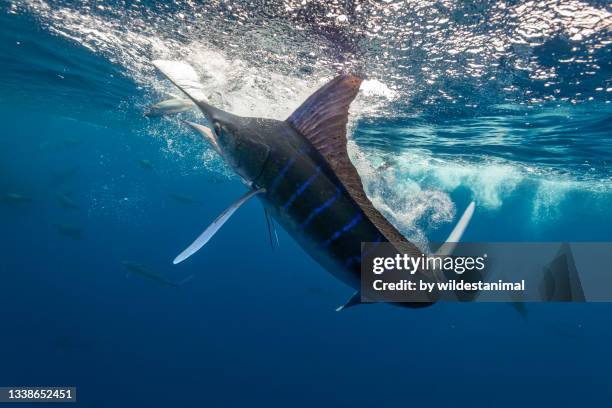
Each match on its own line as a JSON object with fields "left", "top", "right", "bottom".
{"left": 540, "top": 243, "right": 584, "bottom": 302}
{"left": 173, "top": 188, "right": 266, "bottom": 264}
{"left": 182, "top": 120, "right": 220, "bottom": 153}
{"left": 286, "top": 76, "right": 421, "bottom": 257}
{"left": 272, "top": 218, "right": 280, "bottom": 248}
{"left": 434, "top": 201, "right": 475, "bottom": 257}
{"left": 335, "top": 291, "right": 363, "bottom": 312}
{"left": 263, "top": 207, "right": 275, "bottom": 249}
{"left": 152, "top": 60, "right": 208, "bottom": 102}
{"left": 264, "top": 208, "right": 280, "bottom": 248}
{"left": 510, "top": 302, "right": 529, "bottom": 320}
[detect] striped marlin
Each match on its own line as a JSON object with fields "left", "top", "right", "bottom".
{"left": 153, "top": 61, "right": 475, "bottom": 310}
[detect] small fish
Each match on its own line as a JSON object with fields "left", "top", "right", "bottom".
{"left": 144, "top": 98, "right": 194, "bottom": 117}
{"left": 39, "top": 137, "right": 80, "bottom": 151}
{"left": 55, "top": 223, "right": 82, "bottom": 240}
{"left": 169, "top": 193, "right": 203, "bottom": 205}
{"left": 122, "top": 261, "right": 193, "bottom": 288}
{"left": 56, "top": 191, "right": 79, "bottom": 210}
{"left": 2, "top": 192, "right": 32, "bottom": 204}
{"left": 49, "top": 166, "right": 80, "bottom": 186}
{"left": 139, "top": 159, "right": 154, "bottom": 170}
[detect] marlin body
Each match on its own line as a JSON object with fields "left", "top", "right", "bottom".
{"left": 243, "top": 117, "right": 403, "bottom": 290}
{"left": 152, "top": 61, "right": 474, "bottom": 309}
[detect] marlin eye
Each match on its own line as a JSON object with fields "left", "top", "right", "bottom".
{"left": 213, "top": 122, "right": 221, "bottom": 134}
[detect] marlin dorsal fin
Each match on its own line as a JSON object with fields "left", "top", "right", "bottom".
{"left": 286, "top": 76, "right": 420, "bottom": 256}
{"left": 287, "top": 75, "right": 363, "bottom": 163}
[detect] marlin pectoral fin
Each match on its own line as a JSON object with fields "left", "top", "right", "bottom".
{"left": 434, "top": 201, "right": 475, "bottom": 257}
{"left": 173, "top": 188, "right": 266, "bottom": 265}
{"left": 336, "top": 291, "right": 363, "bottom": 312}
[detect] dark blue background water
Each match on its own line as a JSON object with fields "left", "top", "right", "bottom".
{"left": 1, "top": 1, "right": 612, "bottom": 407}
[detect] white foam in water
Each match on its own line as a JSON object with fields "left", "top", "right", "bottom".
{"left": 349, "top": 142, "right": 456, "bottom": 242}
{"left": 532, "top": 179, "right": 574, "bottom": 220}
{"left": 413, "top": 158, "right": 523, "bottom": 209}
{"left": 15, "top": 0, "right": 612, "bottom": 236}
{"left": 169, "top": 47, "right": 320, "bottom": 119}
{"left": 353, "top": 147, "right": 525, "bottom": 210}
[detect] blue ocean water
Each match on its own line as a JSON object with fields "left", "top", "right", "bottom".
{"left": 1, "top": 1, "right": 611, "bottom": 407}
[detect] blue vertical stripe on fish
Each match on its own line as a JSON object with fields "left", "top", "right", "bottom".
{"left": 269, "top": 158, "right": 295, "bottom": 194}
{"left": 323, "top": 212, "right": 363, "bottom": 248}
{"left": 300, "top": 186, "right": 342, "bottom": 229}
{"left": 282, "top": 166, "right": 322, "bottom": 210}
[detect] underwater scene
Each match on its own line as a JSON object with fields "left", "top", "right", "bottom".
{"left": 1, "top": 0, "right": 611, "bottom": 406}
